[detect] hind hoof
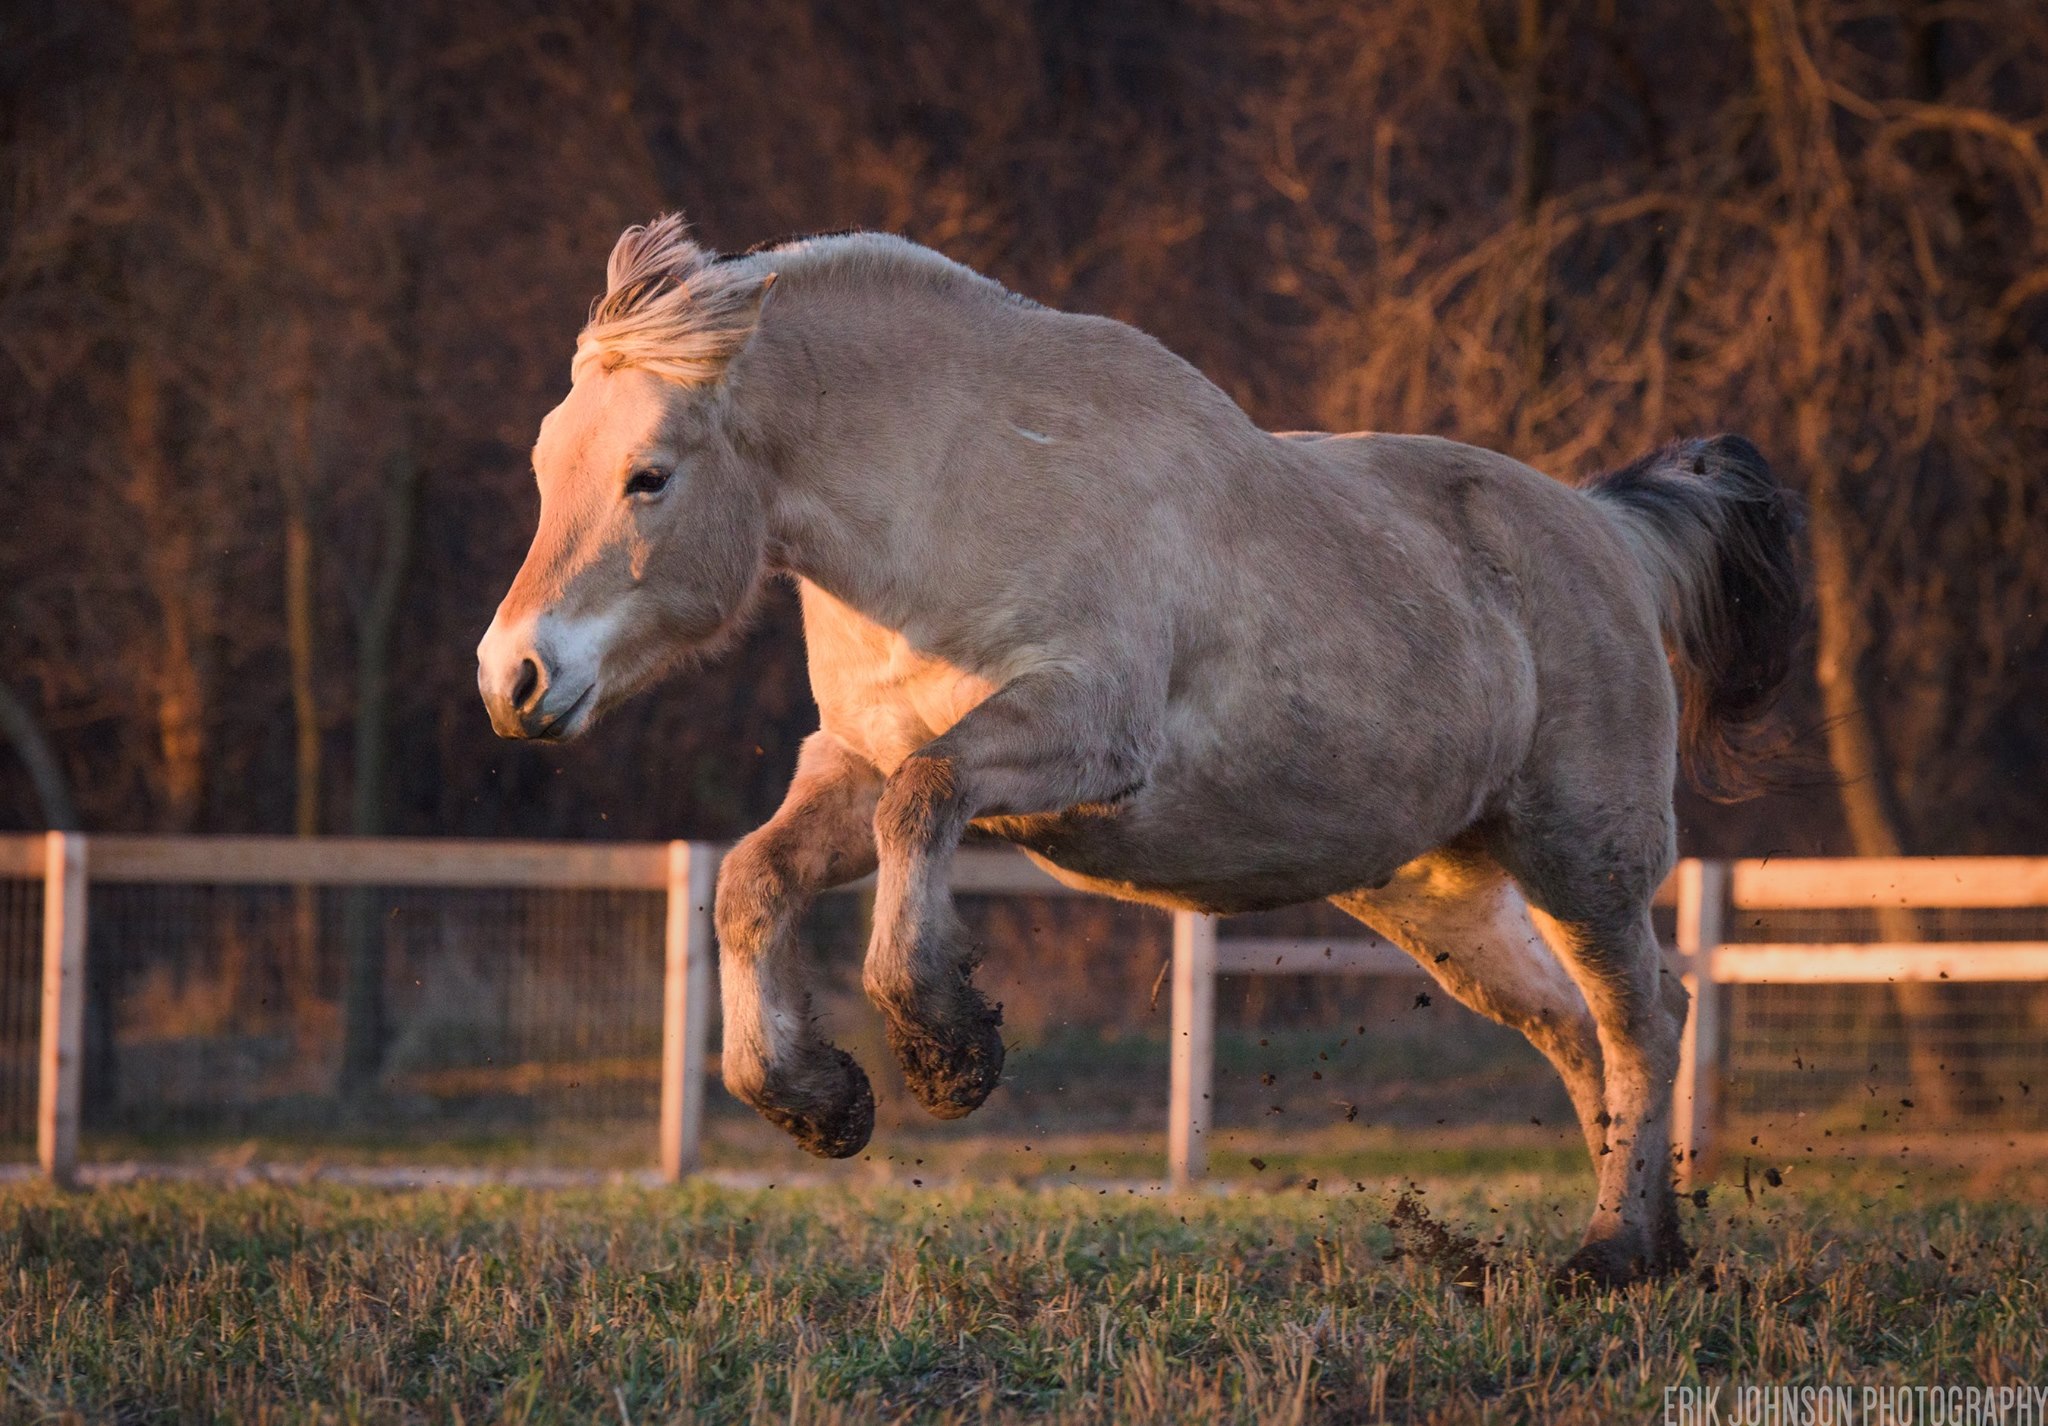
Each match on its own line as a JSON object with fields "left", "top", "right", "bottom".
{"left": 887, "top": 996, "right": 1005, "bottom": 1120}
{"left": 757, "top": 1047, "right": 875, "bottom": 1158}
{"left": 1553, "top": 1230, "right": 1689, "bottom": 1293}
{"left": 1553, "top": 1240, "right": 1646, "bottom": 1293}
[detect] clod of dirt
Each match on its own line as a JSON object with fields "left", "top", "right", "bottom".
{"left": 1694, "top": 1261, "right": 1754, "bottom": 1303}
{"left": 1384, "top": 1191, "right": 1488, "bottom": 1301}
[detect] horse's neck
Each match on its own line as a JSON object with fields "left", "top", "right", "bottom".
{"left": 754, "top": 303, "right": 981, "bottom": 635}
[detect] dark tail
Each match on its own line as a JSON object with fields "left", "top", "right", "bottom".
{"left": 1585, "top": 435, "right": 1806, "bottom": 801}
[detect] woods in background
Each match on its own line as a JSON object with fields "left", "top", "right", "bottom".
{"left": 3, "top": 0, "right": 2045, "bottom": 860}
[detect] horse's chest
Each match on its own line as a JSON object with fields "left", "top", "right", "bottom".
{"left": 801, "top": 591, "right": 998, "bottom": 772}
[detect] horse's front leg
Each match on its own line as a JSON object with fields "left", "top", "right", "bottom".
{"left": 717, "top": 731, "right": 884, "bottom": 1157}
{"left": 866, "top": 671, "right": 1153, "bottom": 1118}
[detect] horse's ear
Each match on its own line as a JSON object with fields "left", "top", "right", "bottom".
{"left": 684, "top": 270, "right": 778, "bottom": 386}
{"left": 722, "top": 270, "right": 779, "bottom": 347}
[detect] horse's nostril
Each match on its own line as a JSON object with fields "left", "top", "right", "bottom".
{"left": 511, "top": 657, "right": 542, "bottom": 711}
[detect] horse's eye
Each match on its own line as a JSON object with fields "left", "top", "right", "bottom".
{"left": 625, "top": 467, "right": 672, "bottom": 498}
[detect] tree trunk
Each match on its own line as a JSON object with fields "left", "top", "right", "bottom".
{"left": 1502, "top": 0, "right": 1552, "bottom": 437}
{"left": 338, "top": 26, "right": 426, "bottom": 1101}
{"left": 339, "top": 243, "right": 426, "bottom": 1101}
{"left": 337, "top": 439, "right": 423, "bottom": 1097}
{"left": 1750, "top": 0, "right": 1967, "bottom": 1119}
{"left": 280, "top": 311, "right": 325, "bottom": 1031}
{"left": 0, "top": 681, "right": 78, "bottom": 830}
{"left": 125, "top": 346, "right": 207, "bottom": 832}
{"left": 282, "top": 314, "right": 323, "bottom": 840}
{"left": 1806, "top": 406, "right": 1963, "bottom": 1117}
{"left": 347, "top": 451, "right": 421, "bottom": 842}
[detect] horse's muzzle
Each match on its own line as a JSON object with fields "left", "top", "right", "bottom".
{"left": 477, "top": 618, "right": 594, "bottom": 740}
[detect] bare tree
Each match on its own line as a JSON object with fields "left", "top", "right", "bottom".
{"left": 4, "top": 1, "right": 2044, "bottom": 1094}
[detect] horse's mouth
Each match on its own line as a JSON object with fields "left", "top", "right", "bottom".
{"left": 532, "top": 684, "right": 595, "bottom": 741}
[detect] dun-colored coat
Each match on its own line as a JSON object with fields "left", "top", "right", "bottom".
{"left": 479, "top": 217, "right": 1802, "bottom": 1285}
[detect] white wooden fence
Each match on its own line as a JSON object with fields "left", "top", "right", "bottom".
{"left": 4, "top": 832, "right": 2044, "bottom": 1187}
{"left": 1667, "top": 854, "right": 2048, "bottom": 1184}
{"left": 0, "top": 831, "right": 1107, "bottom": 1185}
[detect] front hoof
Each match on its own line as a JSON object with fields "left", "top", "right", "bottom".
{"left": 758, "top": 1046, "right": 876, "bottom": 1159}
{"left": 887, "top": 994, "right": 1005, "bottom": 1120}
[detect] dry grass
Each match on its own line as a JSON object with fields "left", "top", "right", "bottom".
{"left": 2, "top": 1148, "right": 2042, "bottom": 1424}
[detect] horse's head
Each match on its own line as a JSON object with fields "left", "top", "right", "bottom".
{"left": 479, "top": 217, "right": 776, "bottom": 741}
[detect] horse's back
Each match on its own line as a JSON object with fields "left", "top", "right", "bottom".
{"left": 1280, "top": 431, "right": 1669, "bottom": 686}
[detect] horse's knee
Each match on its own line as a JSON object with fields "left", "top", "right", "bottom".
{"left": 875, "top": 754, "right": 963, "bottom": 851}
{"left": 1631, "top": 971, "right": 1686, "bottom": 1064}
{"left": 715, "top": 837, "right": 794, "bottom": 951}
{"left": 1525, "top": 1001, "right": 1601, "bottom": 1079}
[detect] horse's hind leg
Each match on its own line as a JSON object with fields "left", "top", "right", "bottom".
{"left": 1494, "top": 804, "right": 1690, "bottom": 1286}
{"left": 716, "top": 731, "right": 884, "bottom": 1158}
{"left": 1333, "top": 849, "right": 1608, "bottom": 1159}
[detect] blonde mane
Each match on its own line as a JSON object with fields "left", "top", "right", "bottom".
{"left": 572, "top": 216, "right": 771, "bottom": 386}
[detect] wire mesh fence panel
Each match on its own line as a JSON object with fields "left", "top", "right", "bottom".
{"left": 0, "top": 874, "right": 42, "bottom": 1157}
{"left": 82, "top": 881, "right": 666, "bottom": 1163}
{"left": 1724, "top": 906, "right": 2048, "bottom": 1131}
{"left": 933, "top": 896, "right": 1531, "bottom": 1139}
{"left": 13, "top": 841, "right": 2048, "bottom": 1176}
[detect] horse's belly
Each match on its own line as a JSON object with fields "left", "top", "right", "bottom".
{"left": 973, "top": 681, "right": 1521, "bottom": 913}
{"left": 974, "top": 791, "right": 1424, "bottom": 915}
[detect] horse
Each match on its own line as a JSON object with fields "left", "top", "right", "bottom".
{"left": 478, "top": 215, "right": 1802, "bottom": 1286}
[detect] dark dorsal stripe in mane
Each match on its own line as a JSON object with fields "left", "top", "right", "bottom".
{"left": 716, "top": 228, "right": 868, "bottom": 263}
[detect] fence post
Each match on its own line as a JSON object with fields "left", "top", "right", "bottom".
{"left": 660, "top": 841, "right": 718, "bottom": 1183}
{"left": 1671, "top": 857, "right": 1729, "bottom": 1186}
{"left": 38, "top": 831, "right": 87, "bottom": 1187}
{"left": 1168, "top": 910, "right": 1217, "bottom": 1190}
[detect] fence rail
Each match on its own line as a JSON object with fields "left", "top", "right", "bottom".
{"left": 3, "top": 832, "right": 2044, "bottom": 1187}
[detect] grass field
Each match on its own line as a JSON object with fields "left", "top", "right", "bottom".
{"left": 4, "top": 1143, "right": 2043, "bottom": 1424}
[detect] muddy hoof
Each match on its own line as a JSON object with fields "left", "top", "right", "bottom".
{"left": 758, "top": 1047, "right": 875, "bottom": 1159}
{"left": 887, "top": 994, "right": 1005, "bottom": 1120}
{"left": 1552, "top": 1229, "right": 1689, "bottom": 1293}
{"left": 1653, "top": 1218, "right": 1696, "bottom": 1276}
{"left": 1552, "top": 1239, "right": 1647, "bottom": 1293}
